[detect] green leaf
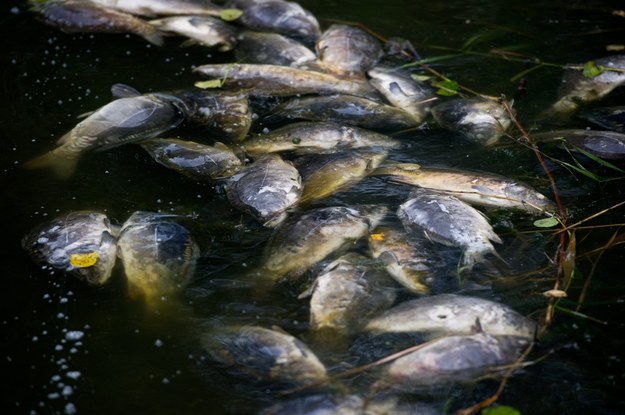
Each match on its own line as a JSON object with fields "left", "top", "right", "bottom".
{"left": 410, "top": 74, "right": 431, "bottom": 82}
{"left": 433, "top": 79, "right": 459, "bottom": 96}
{"left": 219, "top": 8, "right": 242, "bottom": 21}
{"left": 533, "top": 217, "right": 559, "bottom": 228}
{"left": 194, "top": 79, "right": 223, "bottom": 89}
{"left": 482, "top": 406, "right": 521, "bottom": 415}
{"left": 582, "top": 60, "right": 603, "bottom": 78}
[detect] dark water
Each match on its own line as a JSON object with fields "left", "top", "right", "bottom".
{"left": 1, "top": 0, "right": 625, "bottom": 414}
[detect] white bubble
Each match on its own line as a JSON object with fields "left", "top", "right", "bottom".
{"left": 66, "top": 371, "right": 81, "bottom": 380}
{"left": 62, "top": 386, "right": 73, "bottom": 396}
{"left": 64, "top": 403, "right": 77, "bottom": 415}
{"left": 65, "top": 331, "right": 84, "bottom": 341}
{"left": 154, "top": 339, "right": 163, "bottom": 347}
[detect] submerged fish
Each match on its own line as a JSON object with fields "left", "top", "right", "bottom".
{"left": 242, "top": 121, "right": 400, "bottom": 155}
{"left": 21, "top": 211, "right": 118, "bottom": 286}
{"left": 116, "top": 211, "right": 199, "bottom": 302}
{"left": 368, "top": 226, "right": 434, "bottom": 295}
{"left": 193, "top": 63, "right": 379, "bottom": 98}
{"left": 262, "top": 205, "right": 388, "bottom": 281}
{"left": 23, "top": 93, "right": 186, "bottom": 178}
{"left": 225, "top": 154, "right": 303, "bottom": 227}
{"left": 203, "top": 325, "right": 327, "bottom": 387}
{"left": 294, "top": 149, "right": 387, "bottom": 204}
{"left": 262, "top": 94, "right": 420, "bottom": 131}
{"left": 364, "top": 293, "right": 537, "bottom": 339}
{"left": 546, "top": 55, "right": 625, "bottom": 117}
{"left": 302, "top": 253, "right": 396, "bottom": 333}
{"left": 375, "top": 331, "right": 528, "bottom": 390}
{"left": 398, "top": 188, "right": 502, "bottom": 268}
{"left": 316, "top": 24, "right": 383, "bottom": 76}
{"left": 368, "top": 66, "right": 437, "bottom": 124}
{"left": 532, "top": 129, "right": 625, "bottom": 160}
{"left": 431, "top": 98, "right": 512, "bottom": 146}
{"left": 141, "top": 138, "right": 242, "bottom": 181}
{"left": 579, "top": 106, "right": 625, "bottom": 133}
{"left": 31, "top": 0, "right": 165, "bottom": 46}
{"left": 235, "top": 30, "right": 316, "bottom": 67}
{"left": 373, "top": 163, "right": 554, "bottom": 213}
{"left": 149, "top": 15, "right": 237, "bottom": 51}
{"left": 88, "top": 0, "right": 225, "bottom": 17}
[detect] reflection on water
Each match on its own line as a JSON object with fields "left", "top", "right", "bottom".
{"left": 2, "top": 0, "right": 625, "bottom": 414}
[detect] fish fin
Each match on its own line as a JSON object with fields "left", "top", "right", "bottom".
{"left": 179, "top": 39, "right": 200, "bottom": 48}
{"left": 141, "top": 29, "right": 165, "bottom": 47}
{"left": 22, "top": 151, "right": 78, "bottom": 180}
{"left": 471, "top": 317, "right": 484, "bottom": 334}
{"left": 56, "top": 131, "right": 73, "bottom": 145}
{"left": 111, "top": 83, "right": 142, "bottom": 98}
{"left": 76, "top": 110, "right": 96, "bottom": 119}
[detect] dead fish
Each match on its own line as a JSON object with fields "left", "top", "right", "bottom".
{"left": 23, "top": 92, "right": 186, "bottom": 178}
{"left": 316, "top": 24, "right": 383, "bottom": 76}
{"left": 116, "top": 211, "right": 199, "bottom": 302}
{"left": 88, "top": 0, "right": 225, "bottom": 17}
{"left": 148, "top": 15, "right": 237, "bottom": 51}
{"left": 235, "top": 30, "right": 316, "bottom": 67}
{"left": 225, "top": 154, "right": 302, "bottom": 227}
{"left": 532, "top": 129, "right": 625, "bottom": 160}
{"left": 203, "top": 325, "right": 327, "bottom": 387}
{"left": 262, "top": 94, "right": 420, "bottom": 132}
{"left": 431, "top": 98, "right": 512, "bottom": 146}
{"left": 368, "top": 66, "right": 437, "bottom": 123}
{"left": 368, "top": 226, "right": 434, "bottom": 295}
{"left": 579, "top": 106, "right": 625, "bottom": 133}
{"left": 21, "top": 211, "right": 118, "bottom": 286}
{"left": 192, "top": 63, "right": 379, "bottom": 99}
{"left": 237, "top": 1, "right": 320, "bottom": 44}
{"left": 262, "top": 205, "right": 388, "bottom": 281}
{"left": 294, "top": 150, "right": 387, "bottom": 204}
{"left": 373, "top": 163, "right": 554, "bottom": 214}
{"left": 242, "top": 121, "right": 400, "bottom": 155}
{"left": 141, "top": 138, "right": 242, "bottom": 181}
{"left": 397, "top": 188, "right": 502, "bottom": 268}
{"left": 301, "top": 253, "right": 396, "bottom": 333}
{"left": 374, "top": 331, "right": 528, "bottom": 391}
{"left": 546, "top": 55, "right": 625, "bottom": 117}
{"left": 31, "top": 0, "right": 165, "bottom": 46}
{"left": 364, "top": 293, "right": 537, "bottom": 339}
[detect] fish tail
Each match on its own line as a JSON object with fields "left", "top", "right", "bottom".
{"left": 139, "top": 25, "right": 166, "bottom": 47}
{"left": 22, "top": 151, "right": 78, "bottom": 179}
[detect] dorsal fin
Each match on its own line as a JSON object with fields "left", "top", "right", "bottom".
{"left": 111, "top": 83, "right": 142, "bottom": 99}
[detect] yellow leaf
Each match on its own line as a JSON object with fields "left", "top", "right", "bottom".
{"left": 370, "top": 233, "right": 385, "bottom": 241}
{"left": 70, "top": 252, "right": 97, "bottom": 268}
{"left": 194, "top": 79, "right": 223, "bottom": 89}
{"left": 543, "top": 289, "right": 567, "bottom": 298}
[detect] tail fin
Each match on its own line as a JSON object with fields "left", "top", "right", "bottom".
{"left": 22, "top": 151, "right": 78, "bottom": 180}
{"left": 139, "top": 25, "right": 165, "bottom": 47}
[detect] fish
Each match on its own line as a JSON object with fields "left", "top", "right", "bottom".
{"left": 148, "top": 15, "right": 238, "bottom": 51}
{"left": 579, "top": 106, "right": 625, "bottom": 133}
{"left": 373, "top": 163, "right": 555, "bottom": 214}
{"left": 431, "top": 98, "right": 512, "bottom": 146}
{"left": 31, "top": 0, "right": 166, "bottom": 46}
{"left": 225, "top": 154, "right": 302, "bottom": 227}
{"left": 192, "top": 63, "right": 379, "bottom": 99}
{"left": 87, "top": 0, "right": 225, "bottom": 17}
{"left": 316, "top": 24, "right": 383, "bottom": 76}
{"left": 293, "top": 149, "right": 387, "bottom": 204}
{"left": 261, "top": 205, "right": 388, "bottom": 281}
{"left": 532, "top": 129, "right": 625, "bottom": 160}
{"left": 374, "top": 331, "right": 528, "bottom": 390}
{"left": 546, "top": 55, "right": 625, "bottom": 117}
{"left": 261, "top": 94, "right": 420, "bottom": 132}
{"left": 202, "top": 325, "right": 327, "bottom": 387}
{"left": 364, "top": 293, "right": 537, "bottom": 339}
{"left": 368, "top": 226, "right": 435, "bottom": 295}
{"left": 116, "top": 211, "right": 200, "bottom": 302}
{"left": 140, "top": 138, "right": 243, "bottom": 181}
{"left": 235, "top": 30, "right": 316, "bottom": 67}
{"left": 21, "top": 211, "right": 118, "bottom": 286}
{"left": 301, "top": 253, "right": 396, "bottom": 333}
{"left": 367, "top": 66, "right": 437, "bottom": 123}
{"left": 241, "top": 121, "right": 400, "bottom": 155}
{"left": 236, "top": 0, "right": 320, "bottom": 45}
{"left": 23, "top": 92, "right": 187, "bottom": 178}
{"left": 397, "top": 188, "right": 502, "bottom": 268}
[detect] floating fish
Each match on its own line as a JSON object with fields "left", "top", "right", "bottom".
{"left": 532, "top": 129, "right": 625, "bottom": 160}
{"left": 141, "top": 138, "right": 243, "bottom": 181}
{"left": 242, "top": 121, "right": 399, "bottom": 155}
{"left": 235, "top": 30, "right": 316, "bottom": 67}
{"left": 364, "top": 293, "right": 537, "bottom": 339}
{"left": 579, "top": 106, "right": 625, "bottom": 133}
{"left": 88, "top": 0, "right": 225, "bottom": 17}
{"left": 203, "top": 325, "right": 327, "bottom": 387}
{"left": 149, "top": 15, "right": 237, "bottom": 51}
{"left": 316, "top": 24, "right": 383, "bottom": 76}
{"left": 116, "top": 211, "right": 199, "bottom": 302}
{"left": 21, "top": 211, "right": 118, "bottom": 286}
{"left": 374, "top": 163, "right": 554, "bottom": 213}
{"left": 225, "top": 154, "right": 302, "bottom": 227}
{"left": 398, "top": 188, "right": 502, "bottom": 267}
{"left": 431, "top": 98, "right": 512, "bottom": 146}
